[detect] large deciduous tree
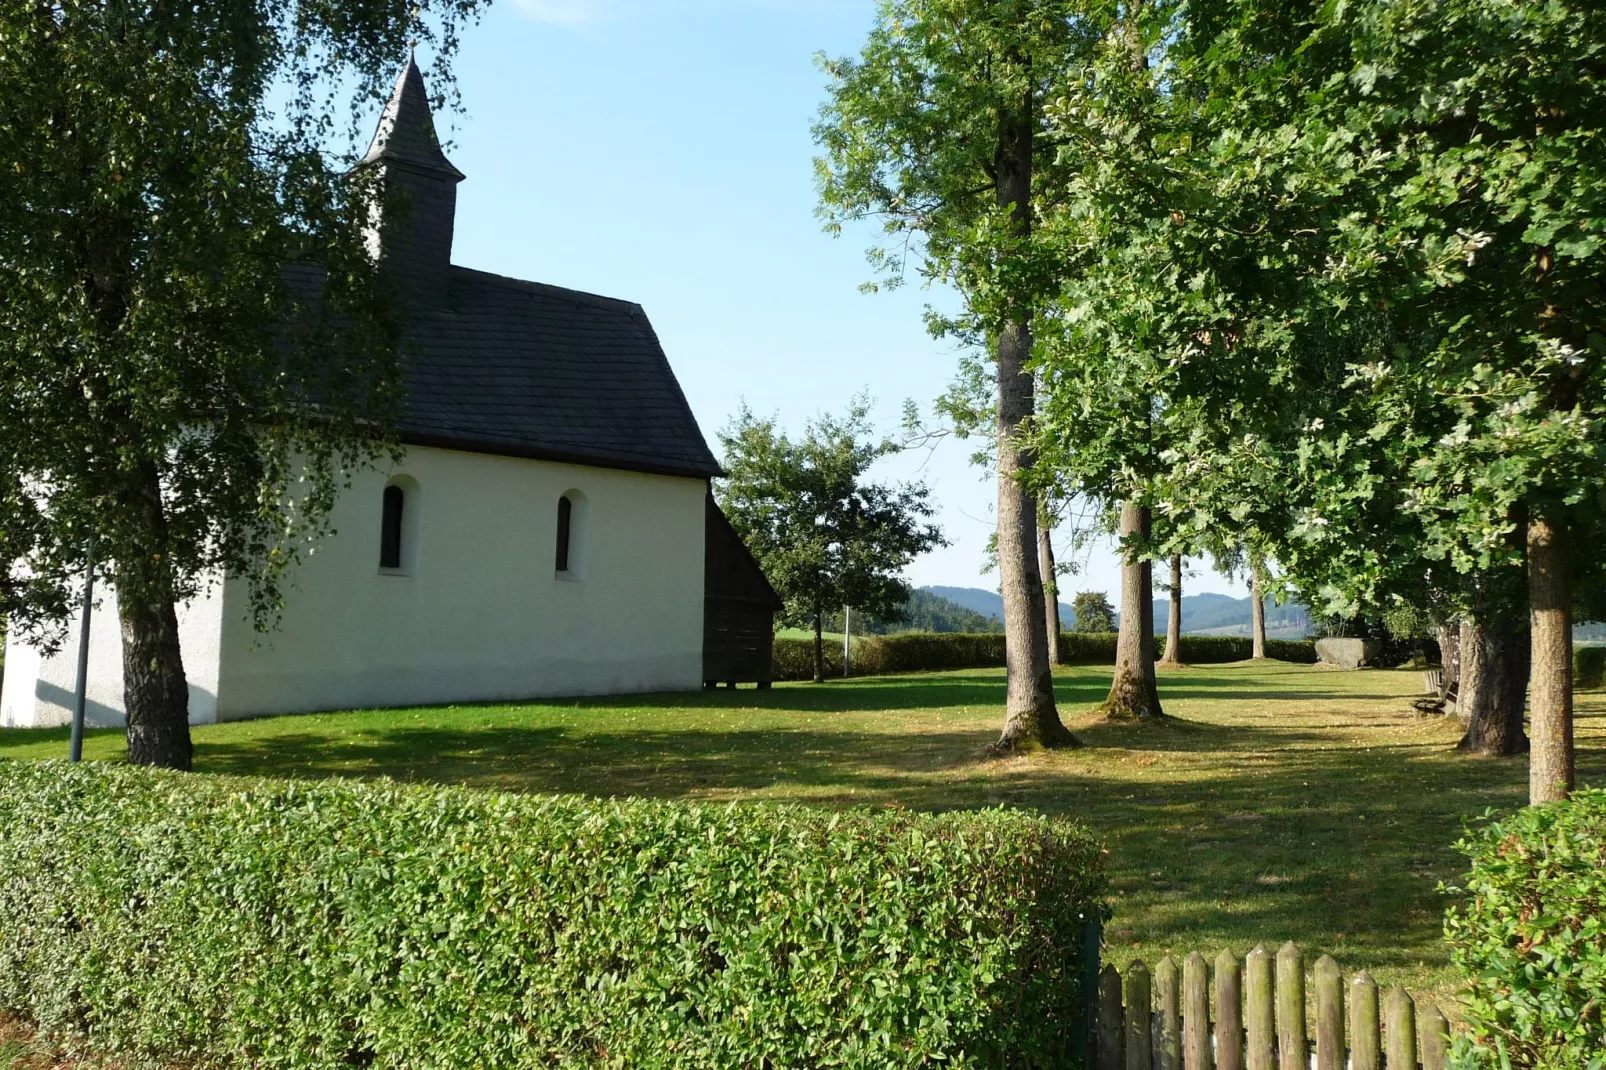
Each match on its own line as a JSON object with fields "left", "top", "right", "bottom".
{"left": 0, "top": 0, "right": 485, "bottom": 768}
{"left": 717, "top": 401, "right": 944, "bottom": 685}
{"left": 1033, "top": 0, "right": 1601, "bottom": 799}
{"left": 815, "top": 0, "right": 1110, "bottom": 752}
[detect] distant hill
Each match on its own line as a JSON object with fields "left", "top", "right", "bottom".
{"left": 920, "top": 586, "right": 1312, "bottom": 637}
{"left": 1180, "top": 592, "right": 1311, "bottom": 638}
{"left": 826, "top": 588, "right": 1003, "bottom": 635}
{"left": 923, "top": 586, "right": 1078, "bottom": 627}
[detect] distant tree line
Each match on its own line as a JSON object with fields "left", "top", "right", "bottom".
{"left": 824, "top": 589, "right": 1004, "bottom": 636}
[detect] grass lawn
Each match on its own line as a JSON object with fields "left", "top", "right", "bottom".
{"left": 4, "top": 660, "right": 1602, "bottom": 997}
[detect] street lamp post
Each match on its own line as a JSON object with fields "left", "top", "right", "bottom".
{"left": 68, "top": 543, "right": 96, "bottom": 763}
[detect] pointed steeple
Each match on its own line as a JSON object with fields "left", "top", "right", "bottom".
{"left": 359, "top": 55, "right": 465, "bottom": 181}
{"left": 359, "top": 57, "right": 464, "bottom": 311}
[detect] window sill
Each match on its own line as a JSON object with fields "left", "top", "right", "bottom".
{"left": 378, "top": 567, "right": 413, "bottom": 578}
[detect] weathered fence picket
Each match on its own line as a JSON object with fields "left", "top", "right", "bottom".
{"left": 1350, "top": 971, "right": 1381, "bottom": 1070}
{"left": 1314, "top": 955, "right": 1343, "bottom": 1070}
{"left": 1183, "top": 953, "right": 1211, "bottom": 1070}
{"left": 1126, "top": 959, "right": 1153, "bottom": 1070}
{"left": 1213, "top": 949, "right": 1242, "bottom": 1070}
{"left": 1084, "top": 942, "right": 1452, "bottom": 1070}
{"left": 1245, "top": 946, "right": 1275, "bottom": 1070}
{"left": 1157, "top": 955, "right": 1182, "bottom": 1070}
{"left": 1276, "top": 942, "right": 1307, "bottom": 1068}
{"left": 1098, "top": 963, "right": 1124, "bottom": 1070}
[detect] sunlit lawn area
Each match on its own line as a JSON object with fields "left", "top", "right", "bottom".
{"left": 4, "top": 660, "right": 1602, "bottom": 996}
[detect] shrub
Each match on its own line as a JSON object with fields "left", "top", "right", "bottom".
{"left": 0, "top": 761, "right": 1107, "bottom": 1070}
{"left": 772, "top": 635, "right": 845, "bottom": 680}
{"left": 1444, "top": 791, "right": 1606, "bottom": 1069}
{"left": 774, "top": 631, "right": 1316, "bottom": 679}
{"left": 1265, "top": 638, "right": 1320, "bottom": 664}
{"left": 1060, "top": 632, "right": 1120, "bottom": 664}
{"left": 1575, "top": 646, "right": 1605, "bottom": 689}
{"left": 873, "top": 632, "right": 1008, "bottom": 672}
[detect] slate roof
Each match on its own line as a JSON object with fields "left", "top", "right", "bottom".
{"left": 359, "top": 56, "right": 464, "bottom": 181}
{"left": 357, "top": 58, "right": 721, "bottom": 480}
{"left": 398, "top": 269, "right": 723, "bottom": 479}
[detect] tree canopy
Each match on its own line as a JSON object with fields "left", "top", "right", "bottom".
{"left": 0, "top": 0, "right": 486, "bottom": 766}
{"left": 717, "top": 400, "right": 945, "bottom": 683}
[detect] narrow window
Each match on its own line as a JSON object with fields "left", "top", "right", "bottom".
{"left": 380, "top": 484, "right": 405, "bottom": 569}
{"left": 555, "top": 495, "right": 573, "bottom": 572}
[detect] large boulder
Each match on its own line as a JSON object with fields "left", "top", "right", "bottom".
{"left": 1315, "top": 637, "right": 1384, "bottom": 669}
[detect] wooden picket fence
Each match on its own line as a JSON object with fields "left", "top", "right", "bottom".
{"left": 1087, "top": 942, "right": 1452, "bottom": 1070}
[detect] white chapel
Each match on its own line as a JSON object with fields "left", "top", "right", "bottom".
{"left": 1, "top": 59, "right": 780, "bottom": 729}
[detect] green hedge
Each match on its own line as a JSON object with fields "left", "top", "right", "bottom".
{"left": 773, "top": 631, "right": 1315, "bottom": 680}
{"left": 0, "top": 761, "right": 1107, "bottom": 1069}
{"left": 1575, "top": 646, "right": 1605, "bottom": 689}
{"left": 1445, "top": 790, "right": 1606, "bottom": 1069}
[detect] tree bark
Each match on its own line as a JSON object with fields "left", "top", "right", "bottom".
{"left": 1102, "top": 502, "right": 1164, "bottom": 720}
{"left": 1458, "top": 613, "right": 1528, "bottom": 758}
{"left": 1528, "top": 514, "right": 1574, "bottom": 802}
{"left": 1435, "top": 622, "right": 1462, "bottom": 703}
{"left": 1249, "top": 559, "right": 1267, "bottom": 659}
{"left": 812, "top": 611, "right": 825, "bottom": 684}
{"left": 1160, "top": 553, "right": 1182, "bottom": 665}
{"left": 1038, "top": 515, "right": 1063, "bottom": 666}
{"left": 989, "top": 86, "right": 1077, "bottom": 754}
{"left": 117, "top": 461, "right": 193, "bottom": 770}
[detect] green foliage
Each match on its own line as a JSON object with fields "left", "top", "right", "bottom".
{"left": 1445, "top": 791, "right": 1606, "bottom": 1069}
{"left": 1574, "top": 647, "right": 1606, "bottom": 691}
{"left": 1071, "top": 591, "right": 1117, "bottom": 633}
{"left": 771, "top": 631, "right": 1314, "bottom": 679}
{"left": 1026, "top": 0, "right": 1606, "bottom": 639}
{"left": 0, "top": 0, "right": 486, "bottom": 648}
{"left": 0, "top": 761, "right": 1107, "bottom": 1070}
{"left": 716, "top": 399, "right": 944, "bottom": 671}
{"left": 813, "top": 0, "right": 1113, "bottom": 321}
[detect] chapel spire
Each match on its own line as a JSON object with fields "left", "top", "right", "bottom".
{"left": 360, "top": 54, "right": 465, "bottom": 181}
{"left": 358, "top": 56, "right": 464, "bottom": 311}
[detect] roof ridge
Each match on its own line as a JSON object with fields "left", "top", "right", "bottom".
{"left": 448, "top": 264, "right": 645, "bottom": 313}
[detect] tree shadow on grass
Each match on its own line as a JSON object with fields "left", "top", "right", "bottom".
{"left": 16, "top": 666, "right": 1606, "bottom": 989}
{"left": 188, "top": 705, "right": 1606, "bottom": 980}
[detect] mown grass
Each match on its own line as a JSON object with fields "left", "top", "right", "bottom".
{"left": 4, "top": 660, "right": 1602, "bottom": 996}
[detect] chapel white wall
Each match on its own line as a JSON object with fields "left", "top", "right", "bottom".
{"left": 0, "top": 581, "right": 225, "bottom": 729}
{"left": 214, "top": 447, "right": 707, "bottom": 719}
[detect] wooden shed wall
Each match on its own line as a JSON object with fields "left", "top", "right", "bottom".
{"left": 703, "top": 496, "right": 782, "bottom": 685}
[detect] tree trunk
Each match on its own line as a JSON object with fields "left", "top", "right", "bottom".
{"left": 1102, "top": 502, "right": 1164, "bottom": 720}
{"left": 812, "top": 611, "right": 825, "bottom": 684}
{"left": 1160, "top": 553, "right": 1182, "bottom": 665}
{"left": 117, "top": 461, "right": 193, "bottom": 770}
{"left": 1435, "top": 622, "right": 1462, "bottom": 702}
{"left": 1249, "top": 560, "right": 1267, "bottom": 659}
{"left": 1038, "top": 516, "right": 1063, "bottom": 666}
{"left": 1458, "top": 613, "right": 1528, "bottom": 758}
{"left": 1528, "top": 514, "right": 1573, "bottom": 802}
{"left": 989, "top": 86, "right": 1077, "bottom": 754}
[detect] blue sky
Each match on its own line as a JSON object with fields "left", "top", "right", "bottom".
{"left": 424, "top": 0, "right": 1244, "bottom": 601}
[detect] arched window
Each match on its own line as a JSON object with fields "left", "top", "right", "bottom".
{"left": 555, "top": 495, "right": 573, "bottom": 572}
{"left": 554, "top": 490, "right": 588, "bottom": 579}
{"left": 380, "top": 484, "right": 405, "bottom": 570}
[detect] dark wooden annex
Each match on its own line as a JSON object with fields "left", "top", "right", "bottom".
{"left": 704, "top": 496, "right": 783, "bottom": 689}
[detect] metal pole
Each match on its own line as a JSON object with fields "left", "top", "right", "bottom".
{"left": 843, "top": 605, "right": 851, "bottom": 677}
{"left": 69, "top": 543, "right": 96, "bottom": 763}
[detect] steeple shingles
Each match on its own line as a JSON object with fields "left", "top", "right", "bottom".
{"left": 359, "top": 56, "right": 463, "bottom": 311}
{"left": 360, "top": 55, "right": 465, "bottom": 180}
